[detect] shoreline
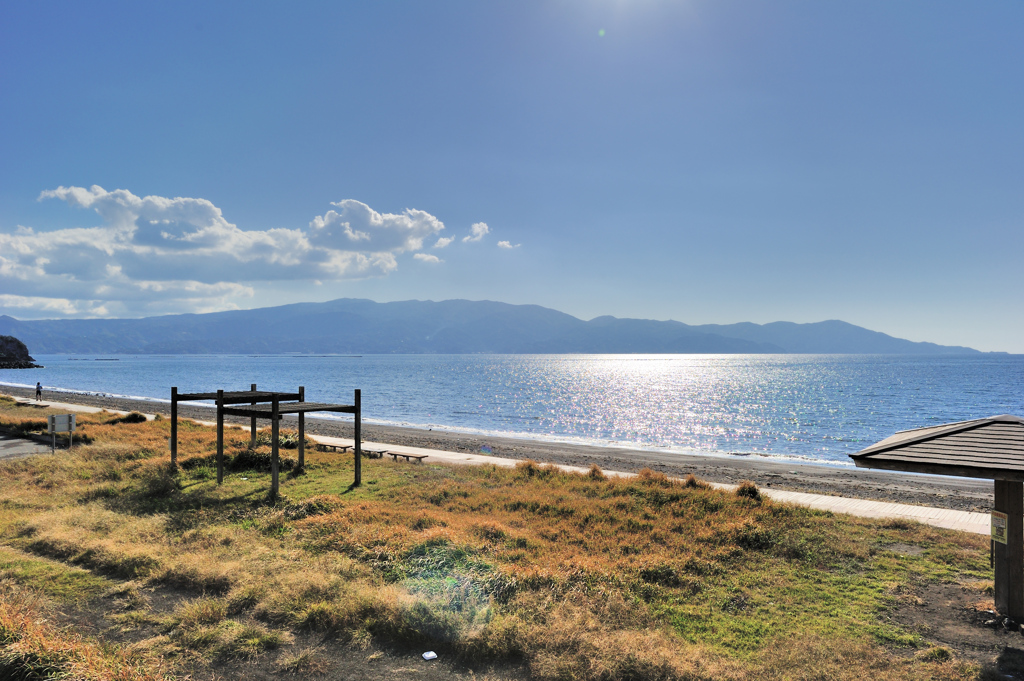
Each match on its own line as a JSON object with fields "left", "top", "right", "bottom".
{"left": 1, "top": 385, "right": 994, "bottom": 512}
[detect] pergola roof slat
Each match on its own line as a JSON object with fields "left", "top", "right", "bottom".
{"left": 873, "top": 453, "right": 1024, "bottom": 470}
{"left": 176, "top": 390, "right": 302, "bottom": 404}
{"left": 851, "top": 415, "right": 1024, "bottom": 477}
{"left": 893, "top": 444, "right": 1024, "bottom": 460}
{"left": 859, "top": 418, "right": 1021, "bottom": 454}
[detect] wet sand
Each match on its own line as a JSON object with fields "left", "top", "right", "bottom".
{"left": 2, "top": 385, "right": 994, "bottom": 512}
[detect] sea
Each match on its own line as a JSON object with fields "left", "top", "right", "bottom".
{"left": 2, "top": 354, "right": 1022, "bottom": 466}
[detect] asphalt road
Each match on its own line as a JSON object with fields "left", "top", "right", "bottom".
{"left": 0, "top": 431, "right": 50, "bottom": 461}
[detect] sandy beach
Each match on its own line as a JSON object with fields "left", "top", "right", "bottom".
{"left": 1, "top": 385, "right": 994, "bottom": 512}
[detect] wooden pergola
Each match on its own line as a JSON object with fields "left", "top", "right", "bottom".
{"left": 851, "top": 414, "right": 1024, "bottom": 619}
{"left": 170, "top": 384, "right": 363, "bottom": 497}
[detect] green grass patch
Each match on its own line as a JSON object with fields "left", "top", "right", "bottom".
{"left": 0, "top": 546, "right": 111, "bottom": 603}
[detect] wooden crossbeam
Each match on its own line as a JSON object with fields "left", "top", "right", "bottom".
{"left": 219, "top": 402, "right": 356, "bottom": 418}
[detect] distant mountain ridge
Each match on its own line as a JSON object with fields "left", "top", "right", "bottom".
{"left": 0, "top": 298, "right": 983, "bottom": 355}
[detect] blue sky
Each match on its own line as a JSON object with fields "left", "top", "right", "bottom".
{"left": 1, "top": 1, "right": 1021, "bottom": 352}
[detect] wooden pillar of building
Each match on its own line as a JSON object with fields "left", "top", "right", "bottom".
{"left": 216, "top": 389, "right": 224, "bottom": 485}
{"left": 994, "top": 480, "right": 1024, "bottom": 620}
{"left": 250, "top": 383, "right": 258, "bottom": 447}
{"left": 170, "top": 387, "right": 178, "bottom": 468}
{"left": 271, "top": 396, "right": 280, "bottom": 499}
{"left": 354, "top": 388, "right": 362, "bottom": 487}
{"left": 297, "top": 386, "right": 305, "bottom": 469}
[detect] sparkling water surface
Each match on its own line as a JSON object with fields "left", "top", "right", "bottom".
{"left": 3, "top": 354, "right": 1021, "bottom": 465}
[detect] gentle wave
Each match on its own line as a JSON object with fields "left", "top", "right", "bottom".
{"left": 3, "top": 353, "right": 1021, "bottom": 465}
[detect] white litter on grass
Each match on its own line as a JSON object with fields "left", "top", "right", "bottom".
{"left": 240, "top": 478, "right": 248, "bottom": 481}
{"left": 422, "top": 651, "right": 437, "bottom": 660}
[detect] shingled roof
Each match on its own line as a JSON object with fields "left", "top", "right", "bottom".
{"left": 850, "top": 415, "right": 1024, "bottom": 480}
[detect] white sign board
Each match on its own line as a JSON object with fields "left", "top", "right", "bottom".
{"left": 47, "top": 414, "right": 76, "bottom": 433}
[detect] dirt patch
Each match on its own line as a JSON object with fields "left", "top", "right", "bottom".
{"left": 886, "top": 579, "right": 1024, "bottom": 677}
{"left": 879, "top": 543, "right": 926, "bottom": 557}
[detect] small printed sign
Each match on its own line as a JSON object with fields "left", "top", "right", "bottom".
{"left": 992, "top": 511, "right": 1008, "bottom": 544}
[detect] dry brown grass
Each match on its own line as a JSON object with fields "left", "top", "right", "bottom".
{"left": 0, "top": 397, "right": 997, "bottom": 680}
{"left": 0, "top": 583, "right": 171, "bottom": 680}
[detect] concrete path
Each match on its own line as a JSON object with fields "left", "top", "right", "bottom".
{"left": 4, "top": 398, "right": 992, "bottom": 536}
{"left": 11, "top": 397, "right": 156, "bottom": 419}
{"left": 0, "top": 432, "right": 49, "bottom": 461}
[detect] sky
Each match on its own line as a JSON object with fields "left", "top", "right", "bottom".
{"left": 1, "top": 1, "right": 1021, "bottom": 352}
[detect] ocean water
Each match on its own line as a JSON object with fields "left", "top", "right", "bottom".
{"left": 2, "top": 354, "right": 1022, "bottom": 465}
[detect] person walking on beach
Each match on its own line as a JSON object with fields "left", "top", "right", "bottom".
{"left": 35, "top": 382, "right": 42, "bottom": 401}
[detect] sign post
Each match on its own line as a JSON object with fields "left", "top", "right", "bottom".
{"left": 47, "top": 414, "right": 76, "bottom": 452}
{"left": 994, "top": 481, "right": 1024, "bottom": 620}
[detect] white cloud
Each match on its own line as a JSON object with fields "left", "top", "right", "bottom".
{"left": 413, "top": 253, "right": 442, "bottom": 264}
{"left": 0, "top": 294, "right": 83, "bottom": 316}
{"left": 1, "top": 185, "right": 451, "bottom": 317}
{"left": 308, "top": 199, "right": 444, "bottom": 254}
{"left": 497, "top": 240, "right": 520, "bottom": 249}
{"left": 434, "top": 236, "right": 454, "bottom": 249}
{"left": 462, "top": 222, "right": 490, "bottom": 243}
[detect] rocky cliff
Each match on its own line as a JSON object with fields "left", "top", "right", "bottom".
{"left": 0, "top": 335, "right": 42, "bottom": 369}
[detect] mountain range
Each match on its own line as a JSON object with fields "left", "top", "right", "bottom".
{"left": 0, "top": 298, "right": 985, "bottom": 355}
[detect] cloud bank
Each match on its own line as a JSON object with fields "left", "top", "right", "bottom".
{"left": 1, "top": 186, "right": 449, "bottom": 317}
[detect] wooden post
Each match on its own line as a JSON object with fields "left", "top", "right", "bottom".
{"left": 250, "top": 383, "right": 257, "bottom": 447}
{"left": 271, "top": 396, "right": 280, "bottom": 499}
{"left": 297, "top": 386, "right": 305, "bottom": 469}
{"left": 216, "top": 389, "right": 224, "bottom": 485}
{"left": 994, "top": 480, "right": 1024, "bottom": 620}
{"left": 170, "top": 387, "right": 178, "bottom": 468}
{"left": 354, "top": 388, "right": 361, "bottom": 487}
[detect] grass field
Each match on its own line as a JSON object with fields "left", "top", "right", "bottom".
{"left": 0, "top": 395, "right": 1003, "bottom": 680}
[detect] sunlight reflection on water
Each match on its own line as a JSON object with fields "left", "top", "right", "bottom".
{"left": 3, "top": 353, "right": 1021, "bottom": 464}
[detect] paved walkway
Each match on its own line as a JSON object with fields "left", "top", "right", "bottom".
{"left": 0, "top": 432, "right": 49, "bottom": 461}
{"left": 13, "top": 397, "right": 156, "bottom": 419}
{"left": 6, "top": 398, "right": 992, "bottom": 536}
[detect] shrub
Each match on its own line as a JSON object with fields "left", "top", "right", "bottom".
{"left": 734, "top": 522, "right": 776, "bottom": 551}
{"left": 683, "top": 473, "right": 710, "bottom": 489}
{"left": 516, "top": 460, "right": 541, "bottom": 477}
{"left": 230, "top": 448, "right": 296, "bottom": 472}
{"left": 918, "top": 646, "right": 953, "bottom": 662}
{"left": 170, "top": 597, "right": 228, "bottom": 629}
{"left": 283, "top": 495, "right": 341, "bottom": 520}
{"left": 138, "top": 464, "right": 180, "bottom": 497}
{"left": 587, "top": 463, "right": 606, "bottom": 481}
{"left": 252, "top": 429, "right": 309, "bottom": 450}
{"left": 639, "top": 563, "right": 683, "bottom": 587}
{"left": 735, "top": 480, "right": 761, "bottom": 502}
{"left": 106, "top": 412, "right": 148, "bottom": 425}
{"left": 636, "top": 468, "right": 669, "bottom": 485}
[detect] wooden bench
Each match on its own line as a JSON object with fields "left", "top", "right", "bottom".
{"left": 363, "top": 449, "right": 387, "bottom": 459}
{"left": 316, "top": 443, "right": 352, "bottom": 453}
{"left": 387, "top": 452, "right": 428, "bottom": 464}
